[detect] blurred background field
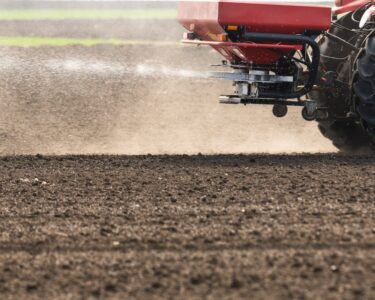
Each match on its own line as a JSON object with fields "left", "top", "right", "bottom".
{"left": 0, "top": 8, "right": 177, "bottom": 20}
{"left": 0, "top": 0, "right": 179, "bottom": 46}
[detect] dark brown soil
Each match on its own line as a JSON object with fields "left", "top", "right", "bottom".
{"left": 0, "top": 154, "right": 374, "bottom": 299}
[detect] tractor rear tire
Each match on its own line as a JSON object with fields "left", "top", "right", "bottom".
{"left": 312, "top": 11, "right": 375, "bottom": 153}
{"left": 353, "top": 36, "right": 375, "bottom": 140}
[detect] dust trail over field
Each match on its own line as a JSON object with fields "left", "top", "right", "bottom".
{"left": 0, "top": 45, "right": 335, "bottom": 155}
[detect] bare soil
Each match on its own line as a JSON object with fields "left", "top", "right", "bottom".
{"left": 0, "top": 154, "right": 374, "bottom": 299}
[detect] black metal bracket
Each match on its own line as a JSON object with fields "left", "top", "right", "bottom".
{"left": 237, "top": 97, "right": 305, "bottom": 106}
{"left": 242, "top": 32, "right": 320, "bottom": 100}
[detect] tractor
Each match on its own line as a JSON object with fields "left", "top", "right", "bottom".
{"left": 178, "top": 0, "right": 375, "bottom": 152}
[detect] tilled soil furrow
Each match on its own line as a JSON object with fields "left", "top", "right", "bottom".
{"left": 0, "top": 155, "right": 374, "bottom": 298}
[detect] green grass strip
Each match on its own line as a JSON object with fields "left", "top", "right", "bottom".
{"left": 0, "top": 36, "right": 179, "bottom": 47}
{"left": 0, "top": 9, "right": 177, "bottom": 20}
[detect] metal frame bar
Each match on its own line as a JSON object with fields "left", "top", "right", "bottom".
{"left": 219, "top": 96, "right": 307, "bottom": 106}
{"left": 181, "top": 39, "right": 303, "bottom": 51}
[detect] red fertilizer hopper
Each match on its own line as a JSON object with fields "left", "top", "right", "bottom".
{"left": 179, "top": 1, "right": 330, "bottom": 64}
{"left": 178, "top": 0, "right": 375, "bottom": 152}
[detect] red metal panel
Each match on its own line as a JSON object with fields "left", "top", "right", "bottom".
{"left": 178, "top": 1, "right": 235, "bottom": 62}
{"left": 181, "top": 39, "right": 303, "bottom": 64}
{"left": 335, "top": 0, "right": 364, "bottom": 7}
{"left": 333, "top": 0, "right": 369, "bottom": 15}
{"left": 218, "top": 1, "right": 331, "bottom": 34}
{"left": 178, "top": 1, "right": 223, "bottom": 38}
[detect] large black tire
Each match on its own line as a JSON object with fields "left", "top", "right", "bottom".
{"left": 312, "top": 11, "right": 375, "bottom": 153}
{"left": 353, "top": 36, "right": 375, "bottom": 139}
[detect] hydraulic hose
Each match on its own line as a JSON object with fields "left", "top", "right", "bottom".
{"left": 242, "top": 32, "right": 320, "bottom": 99}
